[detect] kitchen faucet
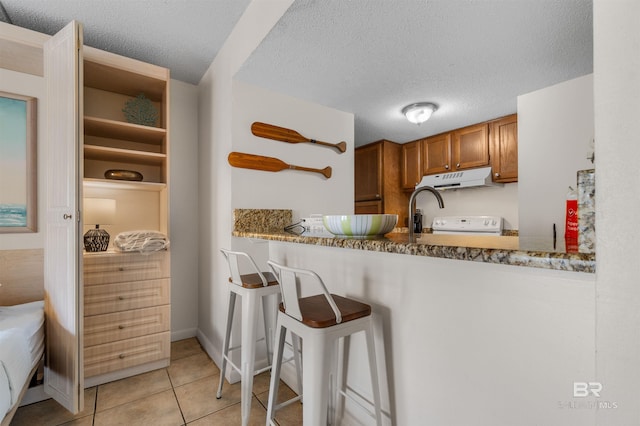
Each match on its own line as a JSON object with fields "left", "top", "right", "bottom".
{"left": 408, "top": 185, "right": 445, "bottom": 242}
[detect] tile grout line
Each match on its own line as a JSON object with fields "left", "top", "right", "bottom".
{"left": 167, "top": 367, "right": 187, "bottom": 425}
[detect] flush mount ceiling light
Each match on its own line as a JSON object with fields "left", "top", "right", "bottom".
{"left": 402, "top": 102, "right": 438, "bottom": 125}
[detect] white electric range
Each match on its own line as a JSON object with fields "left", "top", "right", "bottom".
{"left": 431, "top": 215, "right": 504, "bottom": 236}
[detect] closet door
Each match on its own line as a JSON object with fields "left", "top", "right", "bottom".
{"left": 43, "top": 20, "right": 84, "bottom": 414}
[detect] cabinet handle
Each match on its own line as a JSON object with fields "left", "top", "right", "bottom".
{"left": 456, "top": 163, "right": 460, "bottom": 168}
{"left": 63, "top": 213, "right": 73, "bottom": 220}
{"left": 445, "top": 164, "right": 449, "bottom": 170}
{"left": 119, "top": 354, "right": 126, "bottom": 359}
{"left": 118, "top": 325, "right": 125, "bottom": 330}
{"left": 495, "top": 172, "right": 500, "bottom": 177}
{"left": 118, "top": 267, "right": 125, "bottom": 271}
{"left": 118, "top": 296, "right": 125, "bottom": 300}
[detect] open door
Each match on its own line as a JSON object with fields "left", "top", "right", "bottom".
{"left": 43, "top": 20, "right": 84, "bottom": 414}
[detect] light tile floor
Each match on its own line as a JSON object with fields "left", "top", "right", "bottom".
{"left": 11, "top": 338, "right": 302, "bottom": 425}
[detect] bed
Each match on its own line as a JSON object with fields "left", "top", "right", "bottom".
{"left": 0, "top": 301, "right": 45, "bottom": 426}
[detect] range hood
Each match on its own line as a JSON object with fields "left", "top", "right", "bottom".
{"left": 416, "top": 167, "right": 502, "bottom": 190}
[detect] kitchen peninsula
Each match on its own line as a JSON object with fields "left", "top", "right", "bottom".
{"left": 233, "top": 209, "right": 595, "bottom": 273}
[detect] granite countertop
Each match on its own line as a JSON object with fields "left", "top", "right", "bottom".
{"left": 232, "top": 209, "right": 596, "bottom": 274}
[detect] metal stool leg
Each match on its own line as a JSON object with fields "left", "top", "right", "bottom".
{"left": 266, "top": 320, "right": 287, "bottom": 424}
{"left": 303, "top": 332, "right": 331, "bottom": 425}
{"left": 262, "top": 292, "right": 278, "bottom": 364}
{"left": 365, "top": 323, "right": 383, "bottom": 426}
{"left": 216, "top": 291, "right": 236, "bottom": 399}
{"left": 240, "top": 290, "right": 260, "bottom": 426}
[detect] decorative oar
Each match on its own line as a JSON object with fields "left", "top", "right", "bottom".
{"left": 251, "top": 122, "right": 347, "bottom": 153}
{"left": 228, "top": 152, "right": 332, "bottom": 179}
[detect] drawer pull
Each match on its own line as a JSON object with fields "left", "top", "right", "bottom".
{"left": 119, "top": 354, "right": 126, "bottom": 359}
{"left": 118, "top": 296, "right": 125, "bottom": 300}
{"left": 118, "top": 325, "right": 125, "bottom": 329}
{"left": 118, "top": 267, "right": 125, "bottom": 271}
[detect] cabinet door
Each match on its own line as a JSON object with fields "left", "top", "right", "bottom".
{"left": 43, "top": 20, "right": 84, "bottom": 414}
{"left": 354, "top": 142, "right": 382, "bottom": 201}
{"left": 490, "top": 114, "right": 518, "bottom": 182}
{"left": 422, "top": 133, "right": 451, "bottom": 175}
{"left": 452, "top": 123, "right": 489, "bottom": 170}
{"left": 401, "top": 140, "right": 422, "bottom": 189}
{"left": 355, "top": 200, "right": 383, "bottom": 214}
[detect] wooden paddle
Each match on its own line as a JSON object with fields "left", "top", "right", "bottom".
{"left": 228, "top": 152, "right": 332, "bottom": 179}
{"left": 251, "top": 122, "right": 347, "bottom": 153}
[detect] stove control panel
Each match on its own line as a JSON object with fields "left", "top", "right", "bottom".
{"left": 432, "top": 216, "right": 503, "bottom": 234}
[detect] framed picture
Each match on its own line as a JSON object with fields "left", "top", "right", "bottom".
{"left": 0, "top": 91, "right": 37, "bottom": 233}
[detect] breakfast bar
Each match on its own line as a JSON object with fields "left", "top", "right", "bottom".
{"left": 232, "top": 209, "right": 595, "bottom": 274}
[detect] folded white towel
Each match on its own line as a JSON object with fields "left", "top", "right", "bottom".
{"left": 114, "top": 230, "right": 170, "bottom": 254}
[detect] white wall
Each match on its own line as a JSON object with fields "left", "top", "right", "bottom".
{"left": 231, "top": 79, "right": 354, "bottom": 218}
{"left": 594, "top": 1, "right": 640, "bottom": 424}
{"left": 196, "top": 0, "right": 296, "bottom": 370}
{"left": 169, "top": 79, "right": 199, "bottom": 339}
{"left": 0, "top": 68, "right": 46, "bottom": 250}
{"left": 517, "top": 74, "right": 594, "bottom": 246}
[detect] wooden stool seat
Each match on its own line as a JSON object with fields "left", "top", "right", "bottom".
{"left": 232, "top": 271, "right": 279, "bottom": 288}
{"left": 280, "top": 294, "right": 371, "bottom": 328}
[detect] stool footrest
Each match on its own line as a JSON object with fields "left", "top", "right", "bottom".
{"left": 222, "top": 354, "right": 273, "bottom": 378}
{"left": 274, "top": 394, "right": 302, "bottom": 412}
{"left": 338, "top": 386, "right": 380, "bottom": 420}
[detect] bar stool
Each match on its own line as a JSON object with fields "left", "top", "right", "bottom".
{"left": 266, "top": 260, "right": 382, "bottom": 426}
{"left": 217, "top": 249, "right": 283, "bottom": 426}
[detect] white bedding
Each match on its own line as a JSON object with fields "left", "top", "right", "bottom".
{"left": 0, "top": 301, "right": 45, "bottom": 419}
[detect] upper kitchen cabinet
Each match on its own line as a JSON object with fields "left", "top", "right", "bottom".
{"left": 355, "top": 140, "right": 408, "bottom": 225}
{"left": 489, "top": 114, "right": 518, "bottom": 183}
{"left": 451, "top": 122, "right": 489, "bottom": 170}
{"left": 401, "top": 139, "right": 422, "bottom": 190}
{"left": 422, "top": 133, "right": 452, "bottom": 175}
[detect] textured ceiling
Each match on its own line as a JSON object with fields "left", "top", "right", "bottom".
{"left": 0, "top": 0, "right": 251, "bottom": 84}
{"left": 1, "top": 0, "right": 593, "bottom": 147}
{"left": 236, "top": 0, "right": 593, "bottom": 146}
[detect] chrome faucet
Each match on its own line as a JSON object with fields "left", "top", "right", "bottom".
{"left": 408, "top": 185, "right": 444, "bottom": 242}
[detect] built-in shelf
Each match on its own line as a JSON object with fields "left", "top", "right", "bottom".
{"left": 84, "top": 116, "right": 166, "bottom": 145}
{"left": 83, "top": 178, "right": 167, "bottom": 191}
{"left": 84, "top": 144, "right": 166, "bottom": 165}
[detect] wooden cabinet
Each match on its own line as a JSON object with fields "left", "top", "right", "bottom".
{"left": 355, "top": 142, "right": 383, "bottom": 201}
{"left": 80, "top": 47, "right": 171, "bottom": 387}
{"left": 355, "top": 140, "right": 409, "bottom": 226}
{"left": 452, "top": 123, "right": 490, "bottom": 170}
{"left": 354, "top": 200, "right": 383, "bottom": 214}
{"left": 42, "top": 19, "right": 172, "bottom": 412}
{"left": 422, "top": 124, "right": 489, "bottom": 176}
{"left": 490, "top": 114, "right": 518, "bottom": 182}
{"left": 422, "top": 133, "right": 451, "bottom": 175}
{"left": 83, "top": 251, "right": 171, "bottom": 386}
{"left": 401, "top": 140, "right": 422, "bottom": 189}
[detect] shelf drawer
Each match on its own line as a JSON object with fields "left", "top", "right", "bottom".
{"left": 84, "top": 251, "right": 169, "bottom": 285}
{"left": 85, "top": 278, "right": 170, "bottom": 316}
{"left": 84, "top": 331, "right": 170, "bottom": 378}
{"left": 84, "top": 305, "right": 170, "bottom": 347}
